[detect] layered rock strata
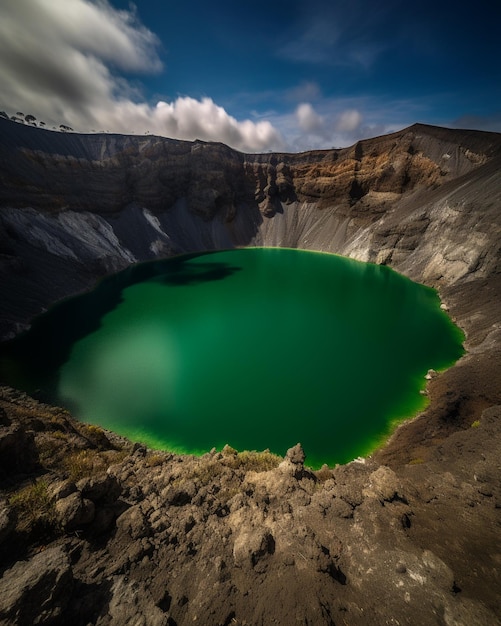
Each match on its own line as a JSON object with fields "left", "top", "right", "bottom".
{"left": 1, "top": 118, "right": 500, "bottom": 339}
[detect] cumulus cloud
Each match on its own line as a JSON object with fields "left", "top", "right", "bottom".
{"left": 289, "top": 103, "right": 365, "bottom": 149}
{"left": 0, "top": 0, "right": 284, "bottom": 152}
{"left": 336, "top": 109, "right": 363, "bottom": 133}
{"left": 105, "top": 97, "right": 283, "bottom": 152}
{"left": 296, "top": 103, "right": 324, "bottom": 133}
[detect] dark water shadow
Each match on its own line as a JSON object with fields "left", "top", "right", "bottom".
{"left": 151, "top": 256, "right": 241, "bottom": 286}
{"left": 0, "top": 251, "right": 241, "bottom": 400}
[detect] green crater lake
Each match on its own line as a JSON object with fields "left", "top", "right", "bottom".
{"left": 0, "top": 248, "right": 464, "bottom": 467}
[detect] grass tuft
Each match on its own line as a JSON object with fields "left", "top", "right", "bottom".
{"left": 63, "top": 449, "right": 103, "bottom": 481}
{"left": 9, "top": 480, "right": 57, "bottom": 533}
{"left": 225, "top": 450, "right": 281, "bottom": 472}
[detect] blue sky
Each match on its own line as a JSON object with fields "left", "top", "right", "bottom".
{"left": 0, "top": 0, "right": 500, "bottom": 152}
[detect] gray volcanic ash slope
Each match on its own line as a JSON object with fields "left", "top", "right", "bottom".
{"left": 0, "top": 118, "right": 500, "bottom": 625}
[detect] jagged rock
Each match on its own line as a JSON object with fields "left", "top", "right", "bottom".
{"left": 106, "top": 576, "right": 170, "bottom": 626}
{"left": 285, "top": 443, "right": 306, "bottom": 465}
{"left": 115, "top": 504, "right": 150, "bottom": 539}
{"left": 331, "top": 496, "right": 354, "bottom": 519}
{"left": 221, "top": 443, "right": 237, "bottom": 456}
{"left": 0, "top": 421, "right": 39, "bottom": 478}
{"left": 76, "top": 473, "right": 121, "bottom": 503}
{"left": 233, "top": 527, "right": 275, "bottom": 569}
{"left": 0, "top": 545, "right": 73, "bottom": 625}
{"left": 363, "top": 465, "right": 406, "bottom": 503}
{"left": 161, "top": 480, "right": 197, "bottom": 506}
{"left": 332, "top": 463, "right": 366, "bottom": 508}
{"left": 278, "top": 443, "right": 309, "bottom": 479}
{"left": 55, "top": 492, "right": 95, "bottom": 531}
{"left": 51, "top": 479, "right": 77, "bottom": 501}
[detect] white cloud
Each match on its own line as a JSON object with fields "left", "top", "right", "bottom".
{"left": 296, "top": 103, "right": 324, "bottom": 133}
{"left": 336, "top": 109, "right": 363, "bottom": 133}
{"left": 270, "top": 98, "right": 409, "bottom": 151}
{"left": 35, "top": 0, "right": 163, "bottom": 72}
{"left": 0, "top": 0, "right": 426, "bottom": 153}
{"left": 151, "top": 98, "right": 283, "bottom": 152}
{"left": 0, "top": 0, "right": 284, "bottom": 152}
{"left": 289, "top": 104, "right": 367, "bottom": 149}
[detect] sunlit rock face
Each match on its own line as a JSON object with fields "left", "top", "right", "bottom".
{"left": 1, "top": 118, "right": 500, "bottom": 340}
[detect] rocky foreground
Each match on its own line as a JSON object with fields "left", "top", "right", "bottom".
{"left": 0, "top": 387, "right": 500, "bottom": 626}
{"left": 0, "top": 119, "right": 501, "bottom": 624}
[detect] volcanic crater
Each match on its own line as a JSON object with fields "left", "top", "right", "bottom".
{"left": 0, "top": 118, "right": 500, "bottom": 625}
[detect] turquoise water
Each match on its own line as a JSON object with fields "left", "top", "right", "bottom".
{"left": 0, "top": 248, "right": 464, "bottom": 467}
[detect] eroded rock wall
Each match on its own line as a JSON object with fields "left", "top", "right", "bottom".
{"left": 1, "top": 118, "right": 500, "bottom": 341}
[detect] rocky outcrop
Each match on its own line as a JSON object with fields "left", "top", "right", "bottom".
{"left": 0, "top": 119, "right": 501, "bottom": 624}
{"left": 0, "top": 545, "right": 73, "bottom": 625}
{"left": 0, "top": 389, "right": 500, "bottom": 625}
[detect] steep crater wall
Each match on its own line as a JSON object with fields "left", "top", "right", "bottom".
{"left": 1, "top": 118, "right": 500, "bottom": 461}
{"left": 1, "top": 120, "right": 500, "bottom": 330}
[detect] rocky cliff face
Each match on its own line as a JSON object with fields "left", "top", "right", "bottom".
{"left": 1, "top": 117, "right": 500, "bottom": 338}
{"left": 0, "top": 118, "right": 500, "bottom": 625}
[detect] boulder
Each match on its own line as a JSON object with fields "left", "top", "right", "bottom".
{"left": 76, "top": 472, "right": 121, "bottom": 503}
{"left": 50, "top": 479, "right": 77, "bottom": 501}
{"left": 0, "top": 421, "right": 39, "bottom": 478}
{"left": 362, "top": 465, "right": 406, "bottom": 503}
{"left": 285, "top": 443, "right": 306, "bottom": 465}
{"left": 0, "top": 545, "right": 73, "bottom": 625}
{"left": 278, "top": 443, "right": 308, "bottom": 479}
{"left": 233, "top": 527, "right": 275, "bottom": 569}
{"left": 107, "top": 576, "right": 170, "bottom": 626}
{"left": 55, "top": 492, "right": 95, "bottom": 531}
{"left": 115, "top": 504, "right": 150, "bottom": 540}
